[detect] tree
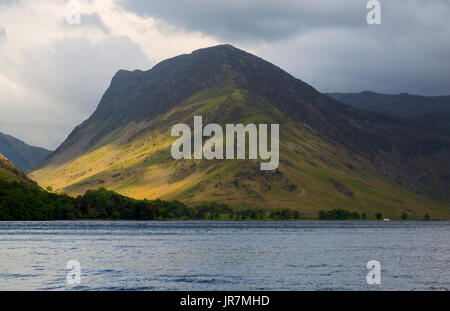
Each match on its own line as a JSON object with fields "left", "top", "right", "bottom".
{"left": 350, "top": 212, "right": 361, "bottom": 220}
{"left": 361, "top": 213, "right": 367, "bottom": 220}
{"left": 280, "top": 209, "right": 292, "bottom": 220}
{"left": 401, "top": 212, "right": 408, "bottom": 220}
{"left": 318, "top": 210, "right": 327, "bottom": 220}
{"left": 375, "top": 212, "right": 383, "bottom": 220}
{"left": 111, "top": 211, "right": 121, "bottom": 220}
{"left": 424, "top": 213, "right": 431, "bottom": 220}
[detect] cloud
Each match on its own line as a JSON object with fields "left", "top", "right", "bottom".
{"left": 254, "top": 1, "right": 450, "bottom": 95}
{"left": 0, "top": 26, "right": 6, "bottom": 43}
{"left": 61, "top": 12, "right": 110, "bottom": 33}
{"left": 0, "top": 35, "right": 152, "bottom": 148}
{"left": 0, "top": 0, "right": 19, "bottom": 7}
{"left": 0, "top": 0, "right": 153, "bottom": 149}
{"left": 118, "top": 0, "right": 450, "bottom": 95}
{"left": 0, "top": 0, "right": 217, "bottom": 149}
{"left": 19, "top": 36, "right": 151, "bottom": 113}
{"left": 122, "top": 0, "right": 367, "bottom": 42}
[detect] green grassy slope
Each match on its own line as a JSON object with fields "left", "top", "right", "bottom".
{"left": 29, "top": 81, "right": 450, "bottom": 219}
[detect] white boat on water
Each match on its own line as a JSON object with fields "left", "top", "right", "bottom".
{"left": 383, "top": 218, "right": 390, "bottom": 221}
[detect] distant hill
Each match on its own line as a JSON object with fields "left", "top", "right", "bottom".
{"left": 30, "top": 45, "right": 450, "bottom": 219}
{"left": 325, "top": 91, "right": 450, "bottom": 135}
{"left": 325, "top": 91, "right": 450, "bottom": 118}
{"left": 0, "top": 131, "right": 52, "bottom": 172}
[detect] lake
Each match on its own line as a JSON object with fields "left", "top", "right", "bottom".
{"left": 0, "top": 221, "right": 448, "bottom": 290}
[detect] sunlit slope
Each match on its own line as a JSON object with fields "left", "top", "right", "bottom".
{"left": 29, "top": 81, "right": 450, "bottom": 218}
{"left": 0, "top": 153, "right": 37, "bottom": 185}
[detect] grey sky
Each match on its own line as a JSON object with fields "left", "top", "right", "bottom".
{"left": 0, "top": 0, "right": 449, "bottom": 150}
{"left": 0, "top": 26, "right": 6, "bottom": 43}
{"left": 123, "top": 0, "right": 366, "bottom": 42}
{"left": 61, "top": 12, "right": 110, "bottom": 33}
{"left": 123, "top": 0, "right": 450, "bottom": 95}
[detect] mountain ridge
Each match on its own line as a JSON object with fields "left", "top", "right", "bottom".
{"left": 325, "top": 91, "right": 450, "bottom": 136}
{"left": 30, "top": 44, "right": 450, "bottom": 218}
{"left": 325, "top": 91, "right": 450, "bottom": 119}
{"left": 0, "top": 131, "right": 52, "bottom": 172}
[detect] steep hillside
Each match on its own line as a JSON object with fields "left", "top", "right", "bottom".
{"left": 0, "top": 131, "right": 52, "bottom": 172}
{"left": 30, "top": 45, "right": 450, "bottom": 219}
{"left": 1, "top": 153, "right": 235, "bottom": 221}
{"left": 0, "top": 153, "right": 37, "bottom": 185}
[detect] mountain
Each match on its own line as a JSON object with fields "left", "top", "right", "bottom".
{"left": 30, "top": 45, "right": 450, "bottom": 219}
{"left": 0, "top": 153, "right": 36, "bottom": 185}
{"left": 0, "top": 131, "right": 52, "bottom": 172}
{"left": 326, "top": 91, "right": 450, "bottom": 135}
{"left": 325, "top": 91, "right": 450, "bottom": 119}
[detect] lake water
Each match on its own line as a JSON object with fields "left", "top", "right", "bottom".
{"left": 0, "top": 221, "right": 448, "bottom": 291}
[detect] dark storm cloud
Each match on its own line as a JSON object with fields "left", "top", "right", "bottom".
{"left": 258, "top": 0, "right": 450, "bottom": 96}
{"left": 122, "top": 0, "right": 366, "bottom": 42}
{"left": 122, "top": 0, "right": 450, "bottom": 95}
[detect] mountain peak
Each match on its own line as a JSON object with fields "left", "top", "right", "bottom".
{"left": 50, "top": 44, "right": 320, "bottom": 157}
{"left": 193, "top": 43, "right": 240, "bottom": 53}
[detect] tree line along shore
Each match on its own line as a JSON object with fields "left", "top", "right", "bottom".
{"left": 0, "top": 179, "right": 435, "bottom": 221}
